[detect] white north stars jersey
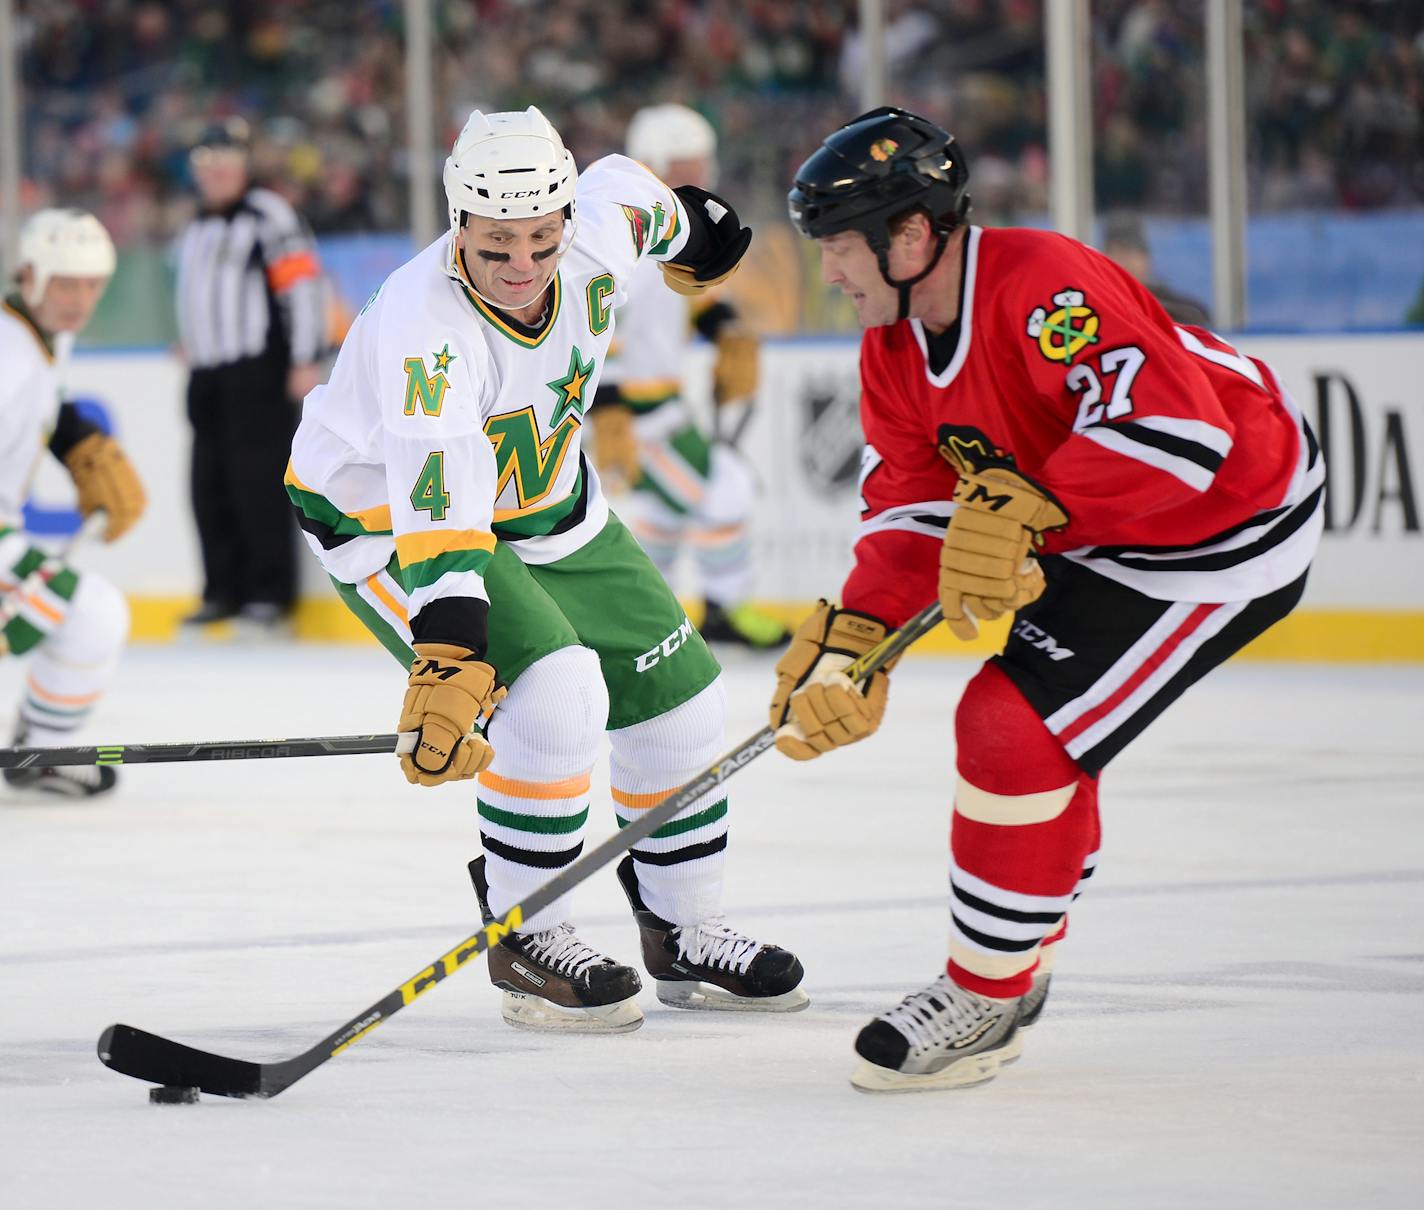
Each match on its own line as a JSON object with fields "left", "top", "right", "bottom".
{"left": 601, "top": 253, "right": 691, "bottom": 407}
{"left": 0, "top": 299, "right": 70, "bottom": 531}
{"left": 287, "top": 154, "right": 690, "bottom": 624}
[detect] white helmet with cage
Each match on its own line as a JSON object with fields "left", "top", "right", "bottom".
{"left": 626, "top": 104, "right": 717, "bottom": 178}
{"left": 15, "top": 209, "right": 116, "bottom": 306}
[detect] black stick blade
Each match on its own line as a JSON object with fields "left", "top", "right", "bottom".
{"left": 98, "top": 1025, "right": 266, "bottom": 1098}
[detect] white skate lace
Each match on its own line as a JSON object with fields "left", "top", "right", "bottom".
{"left": 521, "top": 924, "right": 608, "bottom": 978}
{"left": 882, "top": 974, "right": 1000, "bottom": 1055}
{"left": 675, "top": 916, "right": 762, "bottom": 974}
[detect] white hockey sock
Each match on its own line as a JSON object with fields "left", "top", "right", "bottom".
{"left": 609, "top": 678, "right": 729, "bottom": 926}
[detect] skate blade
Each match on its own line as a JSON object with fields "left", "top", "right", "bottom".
{"left": 499, "top": 990, "right": 644, "bottom": 1033}
{"left": 849, "top": 1051, "right": 1002, "bottom": 1093}
{"left": 997, "top": 1030, "right": 1027, "bottom": 1065}
{"left": 655, "top": 981, "right": 810, "bottom": 1013}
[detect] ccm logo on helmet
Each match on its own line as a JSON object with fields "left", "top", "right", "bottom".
{"left": 500, "top": 189, "right": 543, "bottom": 199}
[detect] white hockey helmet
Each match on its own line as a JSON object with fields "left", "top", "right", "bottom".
{"left": 626, "top": 104, "right": 717, "bottom": 178}
{"left": 443, "top": 106, "right": 577, "bottom": 237}
{"left": 15, "top": 209, "right": 116, "bottom": 306}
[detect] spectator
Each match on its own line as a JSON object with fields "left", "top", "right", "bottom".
{"left": 1101, "top": 212, "right": 1212, "bottom": 327}
{"left": 173, "top": 117, "right": 324, "bottom": 633}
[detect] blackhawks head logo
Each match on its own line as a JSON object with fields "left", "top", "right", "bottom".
{"left": 1027, "top": 289, "right": 1100, "bottom": 365}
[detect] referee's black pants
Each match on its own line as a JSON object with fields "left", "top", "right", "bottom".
{"left": 186, "top": 350, "right": 298, "bottom": 611}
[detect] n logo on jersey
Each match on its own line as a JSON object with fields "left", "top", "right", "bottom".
{"left": 1027, "top": 289, "right": 1100, "bottom": 365}
{"left": 403, "top": 344, "right": 457, "bottom": 416}
{"left": 483, "top": 408, "right": 580, "bottom": 511}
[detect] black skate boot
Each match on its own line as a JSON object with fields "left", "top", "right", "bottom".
{"left": 699, "top": 600, "right": 789, "bottom": 650}
{"left": 468, "top": 857, "right": 643, "bottom": 1032}
{"left": 3, "top": 723, "right": 116, "bottom": 799}
{"left": 615, "top": 856, "right": 808, "bottom": 1011}
{"left": 851, "top": 973, "right": 1020, "bottom": 1092}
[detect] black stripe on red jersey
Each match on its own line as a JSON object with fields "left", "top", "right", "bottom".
{"left": 950, "top": 913, "right": 1041, "bottom": 954}
{"left": 1087, "top": 419, "right": 1226, "bottom": 474}
{"left": 952, "top": 881, "right": 1065, "bottom": 928}
{"left": 1087, "top": 482, "right": 1323, "bottom": 573}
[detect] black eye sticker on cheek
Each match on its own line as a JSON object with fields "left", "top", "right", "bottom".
{"left": 532, "top": 246, "right": 559, "bottom": 262}
{"left": 476, "top": 250, "right": 511, "bottom": 263}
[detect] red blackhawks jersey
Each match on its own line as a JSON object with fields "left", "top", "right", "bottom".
{"left": 843, "top": 225, "right": 1324, "bottom": 628}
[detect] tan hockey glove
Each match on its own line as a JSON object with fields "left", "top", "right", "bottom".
{"left": 769, "top": 601, "right": 893, "bottom": 761}
{"left": 62, "top": 433, "right": 146, "bottom": 542}
{"left": 589, "top": 404, "right": 639, "bottom": 486}
{"left": 712, "top": 329, "right": 759, "bottom": 404}
{"left": 939, "top": 452, "right": 1069, "bottom": 642}
{"left": 398, "top": 643, "right": 506, "bottom": 787}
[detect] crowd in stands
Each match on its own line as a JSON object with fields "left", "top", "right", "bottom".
{"left": 16, "top": 0, "right": 1424, "bottom": 247}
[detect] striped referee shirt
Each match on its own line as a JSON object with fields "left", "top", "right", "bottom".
{"left": 175, "top": 187, "right": 324, "bottom": 370}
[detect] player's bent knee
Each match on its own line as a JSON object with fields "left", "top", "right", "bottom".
{"left": 610, "top": 676, "right": 726, "bottom": 775}
{"left": 955, "top": 661, "right": 1080, "bottom": 795}
{"left": 955, "top": 775, "right": 1075, "bottom": 825}
{"left": 52, "top": 573, "right": 129, "bottom": 662}
{"left": 488, "top": 646, "right": 608, "bottom": 777}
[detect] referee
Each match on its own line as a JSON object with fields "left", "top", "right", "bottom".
{"left": 175, "top": 117, "right": 325, "bottom": 631}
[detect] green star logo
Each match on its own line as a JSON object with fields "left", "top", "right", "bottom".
{"left": 547, "top": 345, "right": 596, "bottom": 429}
{"left": 432, "top": 342, "right": 457, "bottom": 372}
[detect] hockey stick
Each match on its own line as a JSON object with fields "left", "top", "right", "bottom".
{"left": 0, "top": 731, "right": 419, "bottom": 770}
{"left": 96, "top": 598, "right": 945, "bottom": 1099}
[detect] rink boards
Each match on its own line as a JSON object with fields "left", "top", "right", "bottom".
{"left": 48, "top": 331, "right": 1424, "bottom": 661}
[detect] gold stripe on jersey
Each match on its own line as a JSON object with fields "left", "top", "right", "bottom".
{"left": 393, "top": 528, "right": 497, "bottom": 567}
{"left": 461, "top": 274, "right": 563, "bottom": 349}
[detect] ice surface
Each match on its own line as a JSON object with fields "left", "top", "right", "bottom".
{"left": 2, "top": 644, "right": 1422, "bottom": 1209}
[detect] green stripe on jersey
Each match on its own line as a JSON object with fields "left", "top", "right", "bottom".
{"left": 286, "top": 482, "right": 392, "bottom": 538}
{"left": 397, "top": 547, "right": 493, "bottom": 592}
{"left": 615, "top": 798, "right": 727, "bottom": 840}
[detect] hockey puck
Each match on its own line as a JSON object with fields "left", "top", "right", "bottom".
{"left": 148, "top": 1085, "right": 200, "bottom": 1105}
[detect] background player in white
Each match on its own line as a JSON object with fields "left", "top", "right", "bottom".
{"left": 1, "top": 210, "right": 146, "bottom": 797}
{"left": 288, "top": 107, "right": 807, "bottom": 1032}
{"left": 590, "top": 104, "right": 788, "bottom": 649}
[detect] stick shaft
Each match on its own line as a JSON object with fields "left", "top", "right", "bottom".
{"left": 97, "top": 600, "right": 944, "bottom": 1097}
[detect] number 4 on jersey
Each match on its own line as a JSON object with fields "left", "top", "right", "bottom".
{"left": 411, "top": 451, "right": 451, "bottom": 521}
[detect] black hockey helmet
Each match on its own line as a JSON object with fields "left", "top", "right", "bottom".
{"left": 788, "top": 107, "right": 970, "bottom": 248}
{"left": 789, "top": 107, "right": 970, "bottom": 320}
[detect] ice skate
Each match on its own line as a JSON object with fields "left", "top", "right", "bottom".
{"left": 699, "top": 600, "right": 789, "bottom": 650}
{"left": 616, "top": 856, "right": 808, "bottom": 1011}
{"left": 851, "top": 973, "right": 1019, "bottom": 1092}
{"left": 468, "top": 857, "right": 644, "bottom": 1033}
{"left": 999, "top": 970, "right": 1051, "bottom": 1065}
{"left": 3, "top": 723, "right": 116, "bottom": 799}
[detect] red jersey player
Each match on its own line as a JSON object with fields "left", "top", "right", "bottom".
{"left": 772, "top": 108, "right": 1324, "bottom": 1092}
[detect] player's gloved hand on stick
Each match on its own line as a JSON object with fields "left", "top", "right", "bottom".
{"left": 399, "top": 643, "right": 506, "bottom": 786}
{"left": 939, "top": 449, "right": 1069, "bottom": 641}
{"left": 63, "top": 433, "right": 146, "bottom": 542}
{"left": 589, "top": 403, "right": 639, "bottom": 487}
{"left": 769, "top": 601, "right": 894, "bottom": 761}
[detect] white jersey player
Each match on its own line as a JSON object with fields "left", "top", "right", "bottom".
{"left": 288, "top": 108, "right": 807, "bottom": 1031}
{"left": 1, "top": 210, "right": 146, "bottom": 797}
{"left": 592, "top": 104, "right": 788, "bottom": 649}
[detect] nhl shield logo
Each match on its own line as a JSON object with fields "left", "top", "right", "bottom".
{"left": 799, "top": 372, "right": 864, "bottom": 494}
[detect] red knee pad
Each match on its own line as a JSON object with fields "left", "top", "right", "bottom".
{"left": 956, "top": 662, "right": 1081, "bottom": 795}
